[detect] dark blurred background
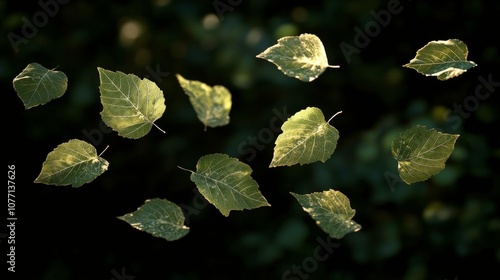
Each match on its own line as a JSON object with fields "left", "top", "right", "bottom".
{"left": 2, "top": 0, "right": 500, "bottom": 279}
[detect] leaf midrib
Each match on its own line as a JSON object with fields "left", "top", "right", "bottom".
{"left": 195, "top": 172, "right": 264, "bottom": 205}
{"left": 101, "top": 70, "right": 150, "bottom": 122}
{"left": 274, "top": 121, "right": 329, "bottom": 165}
{"left": 273, "top": 39, "right": 322, "bottom": 67}
{"left": 408, "top": 134, "right": 456, "bottom": 161}
{"left": 410, "top": 60, "right": 472, "bottom": 66}
{"left": 39, "top": 148, "right": 97, "bottom": 180}
{"left": 144, "top": 206, "right": 186, "bottom": 229}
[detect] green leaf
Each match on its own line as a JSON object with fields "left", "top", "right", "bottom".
{"left": 98, "top": 67, "right": 166, "bottom": 139}
{"left": 12, "top": 62, "right": 68, "bottom": 109}
{"left": 180, "top": 153, "right": 270, "bottom": 217}
{"left": 256, "top": 33, "right": 339, "bottom": 82}
{"left": 403, "top": 39, "right": 477, "bottom": 81}
{"left": 270, "top": 107, "right": 340, "bottom": 167}
{"left": 391, "top": 125, "right": 460, "bottom": 184}
{"left": 176, "top": 74, "right": 232, "bottom": 130}
{"left": 291, "top": 190, "right": 361, "bottom": 239}
{"left": 118, "top": 198, "right": 189, "bottom": 241}
{"left": 34, "top": 139, "right": 109, "bottom": 188}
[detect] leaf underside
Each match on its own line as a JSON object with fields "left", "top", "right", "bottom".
{"left": 188, "top": 153, "right": 270, "bottom": 216}
{"left": 403, "top": 39, "right": 477, "bottom": 81}
{"left": 256, "top": 33, "right": 337, "bottom": 82}
{"left": 176, "top": 74, "right": 232, "bottom": 130}
{"left": 292, "top": 190, "right": 361, "bottom": 239}
{"left": 118, "top": 198, "right": 189, "bottom": 241}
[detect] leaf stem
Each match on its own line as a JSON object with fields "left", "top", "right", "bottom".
{"left": 99, "top": 145, "right": 110, "bottom": 157}
{"left": 327, "top": 111, "right": 343, "bottom": 123}
{"left": 153, "top": 123, "right": 166, "bottom": 134}
{"left": 177, "top": 166, "right": 194, "bottom": 173}
{"left": 327, "top": 65, "right": 340, "bottom": 68}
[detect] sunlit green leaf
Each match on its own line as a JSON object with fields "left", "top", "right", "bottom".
{"left": 34, "top": 139, "right": 109, "bottom": 188}
{"left": 270, "top": 107, "right": 340, "bottom": 167}
{"left": 180, "top": 153, "right": 270, "bottom": 217}
{"left": 12, "top": 62, "right": 68, "bottom": 109}
{"left": 392, "top": 125, "right": 459, "bottom": 184}
{"left": 176, "top": 74, "right": 232, "bottom": 130}
{"left": 118, "top": 198, "right": 189, "bottom": 241}
{"left": 256, "top": 33, "right": 339, "bottom": 82}
{"left": 98, "top": 67, "right": 166, "bottom": 139}
{"left": 403, "top": 39, "right": 477, "bottom": 80}
{"left": 291, "top": 190, "right": 361, "bottom": 239}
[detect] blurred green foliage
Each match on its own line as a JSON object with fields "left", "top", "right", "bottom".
{"left": 3, "top": 0, "right": 499, "bottom": 279}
